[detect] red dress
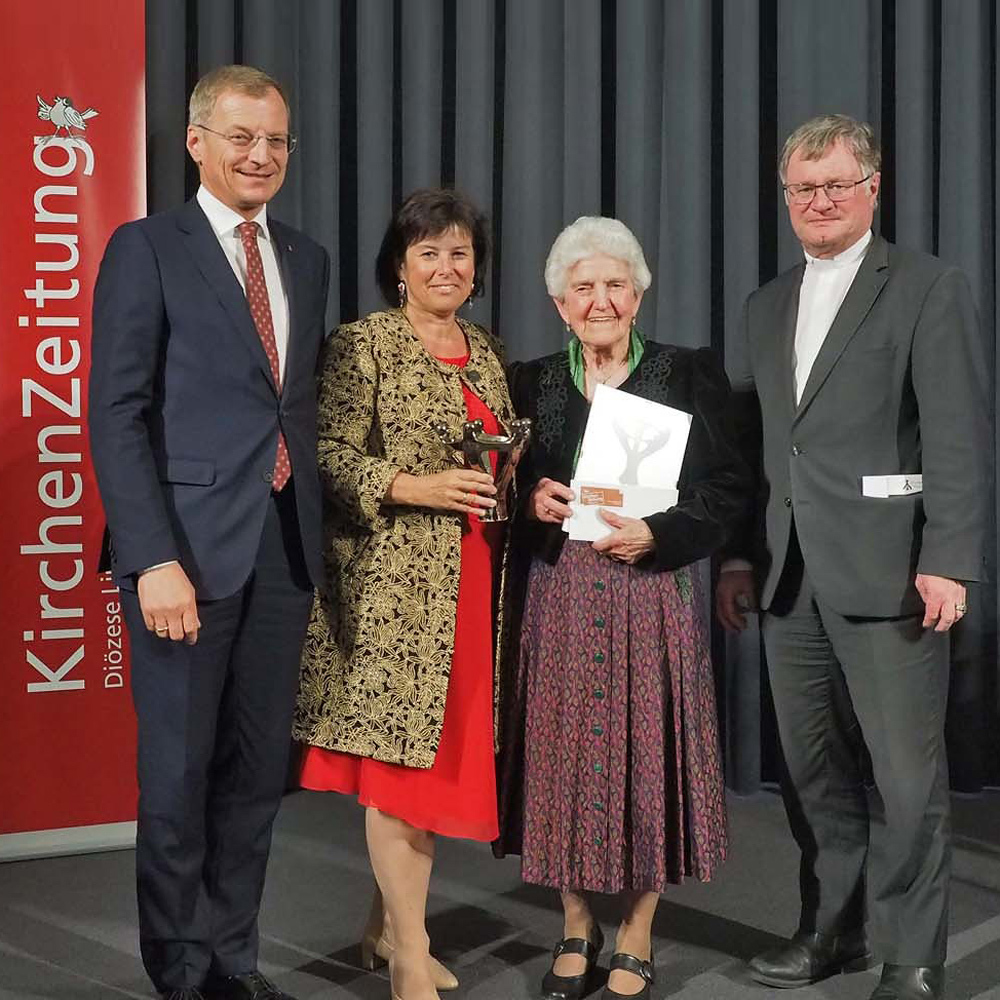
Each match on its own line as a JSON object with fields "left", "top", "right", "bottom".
{"left": 300, "top": 354, "right": 501, "bottom": 841}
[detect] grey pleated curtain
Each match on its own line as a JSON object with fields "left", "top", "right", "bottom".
{"left": 145, "top": 0, "right": 999, "bottom": 793}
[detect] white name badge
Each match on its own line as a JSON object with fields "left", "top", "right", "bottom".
{"left": 861, "top": 474, "right": 923, "bottom": 498}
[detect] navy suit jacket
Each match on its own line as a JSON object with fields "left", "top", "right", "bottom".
{"left": 89, "top": 198, "right": 330, "bottom": 600}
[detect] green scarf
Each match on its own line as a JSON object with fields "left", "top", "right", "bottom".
{"left": 568, "top": 326, "right": 645, "bottom": 474}
{"left": 567, "top": 326, "right": 645, "bottom": 395}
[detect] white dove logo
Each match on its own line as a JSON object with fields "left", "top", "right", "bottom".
{"left": 36, "top": 94, "right": 99, "bottom": 141}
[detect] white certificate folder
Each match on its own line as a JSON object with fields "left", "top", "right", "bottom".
{"left": 564, "top": 384, "right": 691, "bottom": 542}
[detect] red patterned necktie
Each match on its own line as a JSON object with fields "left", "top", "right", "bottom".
{"left": 237, "top": 221, "right": 291, "bottom": 491}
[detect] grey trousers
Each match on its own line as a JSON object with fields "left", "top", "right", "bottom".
{"left": 762, "top": 556, "right": 951, "bottom": 966}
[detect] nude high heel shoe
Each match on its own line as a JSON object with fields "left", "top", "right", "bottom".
{"left": 360, "top": 892, "right": 459, "bottom": 991}
{"left": 388, "top": 953, "right": 442, "bottom": 1000}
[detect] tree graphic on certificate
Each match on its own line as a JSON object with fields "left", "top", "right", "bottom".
{"left": 568, "top": 385, "right": 691, "bottom": 541}
{"left": 612, "top": 419, "right": 672, "bottom": 485}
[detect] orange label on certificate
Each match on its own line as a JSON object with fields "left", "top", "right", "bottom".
{"left": 579, "top": 486, "right": 624, "bottom": 506}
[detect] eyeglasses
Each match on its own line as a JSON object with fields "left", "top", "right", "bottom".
{"left": 783, "top": 174, "right": 872, "bottom": 205}
{"left": 193, "top": 124, "right": 297, "bottom": 154}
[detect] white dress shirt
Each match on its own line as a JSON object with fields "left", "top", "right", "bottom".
{"left": 793, "top": 229, "right": 872, "bottom": 402}
{"left": 196, "top": 184, "right": 290, "bottom": 382}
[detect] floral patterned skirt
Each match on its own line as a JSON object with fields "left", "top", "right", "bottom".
{"left": 504, "top": 541, "right": 727, "bottom": 893}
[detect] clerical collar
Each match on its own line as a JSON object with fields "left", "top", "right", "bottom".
{"left": 804, "top": 229, "right": 872, "bottom": 270}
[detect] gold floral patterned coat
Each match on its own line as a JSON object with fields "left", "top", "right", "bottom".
{"left": 293, "top": 309, "right": 515, "bottom": 768}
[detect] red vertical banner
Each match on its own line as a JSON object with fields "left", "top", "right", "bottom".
{"left": 0, "top": 0, "right": 145, "bottom": 857}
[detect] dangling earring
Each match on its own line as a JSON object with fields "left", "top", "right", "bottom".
{"left": 464, "top": 280, "right": 479, "bottom": 309}
{"left": 397, "top": 281, "right": 407, "bottom": 308}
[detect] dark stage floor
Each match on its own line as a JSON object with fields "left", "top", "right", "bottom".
{"left": 1, "top": 789, "right": 998, "bottom": 999}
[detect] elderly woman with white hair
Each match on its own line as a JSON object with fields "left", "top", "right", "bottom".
{"left": 495, "top": 217, "right": 749, "bottom": 1000}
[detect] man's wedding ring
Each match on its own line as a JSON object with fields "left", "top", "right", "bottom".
{"left": 155, "top": 626, "right": 168, "bottom": 634}
{"left": 955, "top": 603, "right": 967, "bottom": 615}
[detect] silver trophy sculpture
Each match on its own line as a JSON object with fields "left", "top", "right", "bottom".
{"left": 434, "top": 417, "right": 532, "bottom": 522}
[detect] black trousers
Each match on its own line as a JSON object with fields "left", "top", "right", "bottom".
{"left": 762, "top": 538, "right": 951, "bottom": 966}
{"left": 122, "top": 486, "right": 314, "bottom": 992}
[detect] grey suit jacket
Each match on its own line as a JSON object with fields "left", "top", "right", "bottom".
{"left": 728, "top": 235, "right": 990, "bottom": 617}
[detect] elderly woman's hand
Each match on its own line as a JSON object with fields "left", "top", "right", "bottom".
{"left": 591, "top": 509, "right": 655, "bottom": 564}
{"left": 528, "top": 477, "right": 575, "bottom": 523}
{"left": 388, "top": 469, "right": 497, "bottom": 516}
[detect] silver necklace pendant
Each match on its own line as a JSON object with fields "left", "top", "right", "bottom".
{"left": 591, "top": 363, "right": 623, "bottom": 385}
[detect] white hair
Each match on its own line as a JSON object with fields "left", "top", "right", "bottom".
{"left": 544, "top": 216, "right": 652, "bottom": 299}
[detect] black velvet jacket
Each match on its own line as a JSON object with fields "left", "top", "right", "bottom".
{"left": 508, "top": 340, "right": 751, "bottom": 572}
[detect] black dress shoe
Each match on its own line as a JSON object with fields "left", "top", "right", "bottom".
{"left": 602, "top": 951, "right": 655, "bottom": 999}
{"left": 205, "top": 972, "right": 296, "bottom": 1000}
{"left": 161, "top": 991, "right": 206, "bottom": 1000}
{"left": 749, "top": 928, "right": 873, "bottom": 987}
{"left": 869, "top": 964, "right": 944, "bottom": 999}
{"left": 541, "top": 924, "right": 604, "bottom": 1000}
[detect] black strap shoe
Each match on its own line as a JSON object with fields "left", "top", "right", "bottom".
{"left": 602, "top": 951, "right": 655, "bottom": 999}
{"left": 749, "top": 928, "right": 873, "bottom": 987}
{"left": 205, "top": 972, "right": 297, "bottom": 1000}
{"left": 869, "top": 964, "right": 944, "bottom": 1000}
{"left": 541, "top": 924, "right": 604, "bottom": 1000}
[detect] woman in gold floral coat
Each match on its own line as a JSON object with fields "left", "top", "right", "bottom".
{"left": 293, "top": 189, "right": 514, "bottom": 1000}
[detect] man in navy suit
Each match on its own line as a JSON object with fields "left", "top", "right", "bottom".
{"left": 89, "top": 65, "right": 330, "bottom": 1000}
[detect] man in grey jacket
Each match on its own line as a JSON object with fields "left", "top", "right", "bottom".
{"left": 717, "top": 114, "right": 989, "bottom": 1000}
